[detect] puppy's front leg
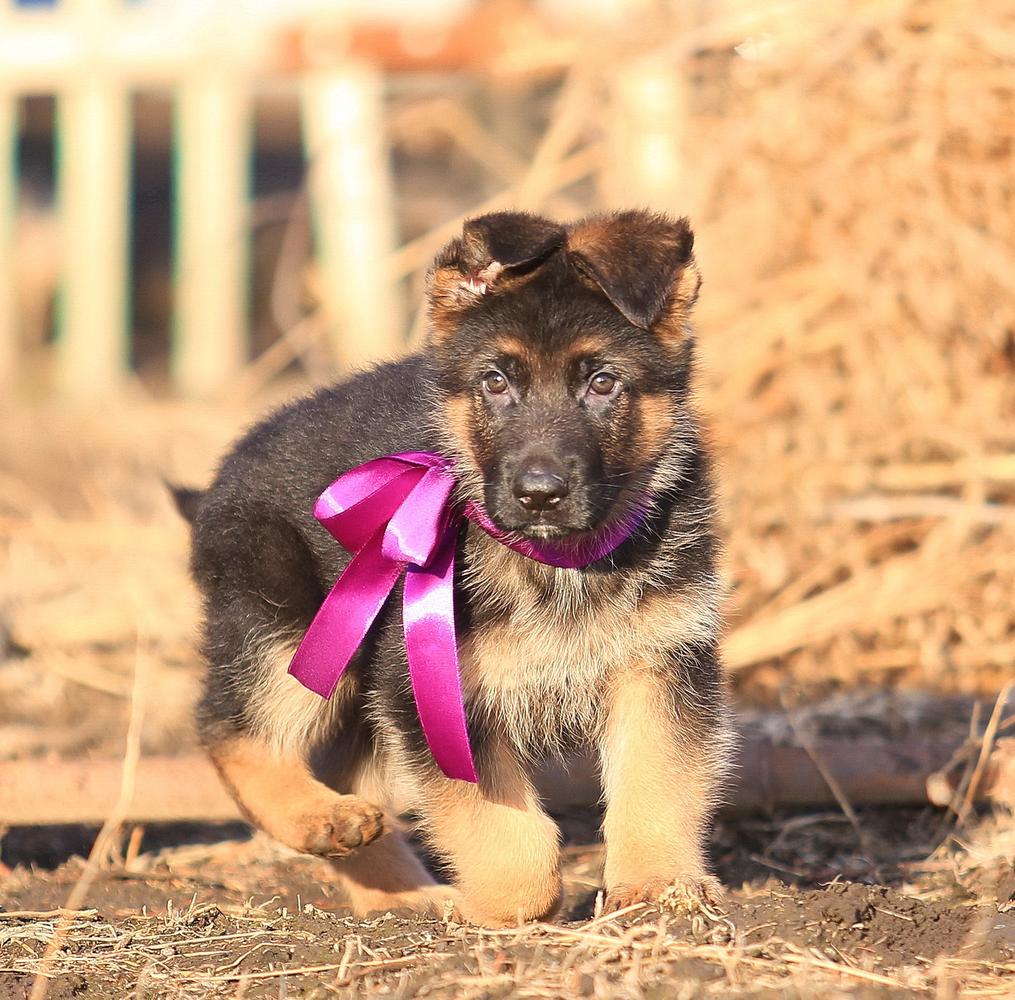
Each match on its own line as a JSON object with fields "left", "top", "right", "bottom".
{"left": 209, "top": 736, "right": 385, "bottom": 857}
{"left": 600, "top": 655, "right": 727, "bottom": 912}
{"left": 415, "top": 740, "right": 562, "bottom": 927}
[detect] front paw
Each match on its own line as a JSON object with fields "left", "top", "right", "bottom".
{"left": 456, "top": 868, "right": 562, "bottom": 928}
{"left": 293, "top": 796, "right": 385, "bottom": 858}
{"left": 604, "top": 874, "right": 725, "bottom": 914}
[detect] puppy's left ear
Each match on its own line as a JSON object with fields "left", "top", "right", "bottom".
{"left": 567, "top": 211, "right": 701, "bottom": 335}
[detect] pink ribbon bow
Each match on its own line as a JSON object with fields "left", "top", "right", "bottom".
{"left": 288, "top": 452, "right": 640, "bottom": 782}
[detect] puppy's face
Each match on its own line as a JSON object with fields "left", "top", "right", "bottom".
{"left": 426, "top": 211, "right": 701, "bottom": 540}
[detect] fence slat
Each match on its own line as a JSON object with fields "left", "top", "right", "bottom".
{"left": 172, "top": 73, "right": 251, "bottom": 396}
{"left": 55, "top": 75, "right": 131, "bottom": 393}
{"left": 602, "top": 56, "right": 688, "bottom": 213}
{"left": 0, "top": 90, "right": 16, "bottom": 387}
{"left": 301, "top": 61, "right": 403, "bottom": 372}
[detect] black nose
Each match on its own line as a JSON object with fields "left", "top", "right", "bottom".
{"left": 513, "top": 464, "right": 569, "bottom": 512}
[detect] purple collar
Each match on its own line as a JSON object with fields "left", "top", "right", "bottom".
{"left": 288, "top": 452, "right": 642, "bottom": 782}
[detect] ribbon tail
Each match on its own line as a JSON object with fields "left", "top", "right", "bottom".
{"left": 289, "top": 529, "right": 403, "bottom": 698}
{"left": 403, "top": 526, "right": 478, "bottom": 783}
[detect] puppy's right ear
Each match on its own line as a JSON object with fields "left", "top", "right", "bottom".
{"left": 426, "top": 211, "right": 564, "bottom": 338}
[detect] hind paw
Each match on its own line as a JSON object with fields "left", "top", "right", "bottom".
{"left": 355, "top": 886, "right": 463, "bottom": 920}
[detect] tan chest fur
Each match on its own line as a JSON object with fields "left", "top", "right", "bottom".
{"left": 459, "top": 557, "right": 720, "bottom": 756}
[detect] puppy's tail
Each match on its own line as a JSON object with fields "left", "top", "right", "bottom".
{"left": 165, "top": 479, "right": 205, "bottom": 524}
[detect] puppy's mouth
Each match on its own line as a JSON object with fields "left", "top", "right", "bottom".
{"left": 482, "top": 479, "right": 614, "bottom": 542}
{"left": 486, "top": 503, "right": 605, "bottom": 542}
{"left": 518, "top": 519, "right": 575, "bottom": 541}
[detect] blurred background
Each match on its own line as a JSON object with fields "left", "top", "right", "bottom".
{"left": 0, "top": 0, "right": 1012, "bottom": 763}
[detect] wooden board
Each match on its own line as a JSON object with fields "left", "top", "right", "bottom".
{"left": 4, "top": 737, "right": 1007, "bottom": 828}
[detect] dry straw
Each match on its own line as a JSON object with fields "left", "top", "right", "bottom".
{"left": 675, "top": 0, "right": 1015, "bottom": 694}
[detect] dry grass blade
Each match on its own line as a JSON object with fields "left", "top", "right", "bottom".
{"left": 26, "top": 629, "right": 150, "bottom": 1000}
{"left": 0, "top": 909, "right": 99, "bottom": 921}
{"left": 957, "top": 683, "right": 1014, "bottom": 824}
{"left": 779, "top": 950, "right": 928, "bottom": 991}
{"left": 782, "top": 696, "right": 883, "bottom": 880}
{"left": 183, "top": 953, "right": 430, "bottom": 985}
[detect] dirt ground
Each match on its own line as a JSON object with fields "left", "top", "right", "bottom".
{"left": 2, "top": 682, "right": 1014, "bottom": 998}
{"left": 2, "top": 804, "right": 1014, "bottom": 999}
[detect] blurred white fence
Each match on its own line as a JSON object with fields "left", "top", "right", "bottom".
{"left": 0, "top": 0, "right": 479, "bottom": 395}
{"left": 0, "top": 0, "right": 699, "bottom": 396}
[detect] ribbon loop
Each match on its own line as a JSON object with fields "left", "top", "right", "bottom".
{"left": 381, "top": 466, "right": 456, "bottom": 567}
{"left": 315, "top": 464, "right": 424, "bottom": 553}
{"left": 288, "top": 451, "right": 641, "bottom": 782}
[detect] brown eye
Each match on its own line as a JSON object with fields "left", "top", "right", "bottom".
{"left": 483, "top": 371, "right": 509, "bottom": 395}
{"left": 589, "top": 372, "right": 619, "bottom": 396}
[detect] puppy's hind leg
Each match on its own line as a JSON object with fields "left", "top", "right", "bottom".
{"left": 330, "top": 824, "right": 461, "bottom": 917}
{"left": 313, "top": 749, "right": 458, "bottom": 916}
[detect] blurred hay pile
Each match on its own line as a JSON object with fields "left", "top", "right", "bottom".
{"left": 681, "top": 0, "right": 1015, "bottom": 697}
{"left": 0, "top": 398, "right": 238, "bottom": 760}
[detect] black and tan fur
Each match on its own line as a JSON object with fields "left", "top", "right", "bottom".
{"left": 185, "top": 209, "right": 733, "bottom": 926}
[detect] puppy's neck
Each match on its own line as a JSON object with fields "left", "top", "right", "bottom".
{"left": 460, "top": 525, "right": 636, "bottom": 627}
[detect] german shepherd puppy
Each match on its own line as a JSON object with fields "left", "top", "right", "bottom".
{"left": 185, "top": 209, "right": 732, "bottom": 926}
